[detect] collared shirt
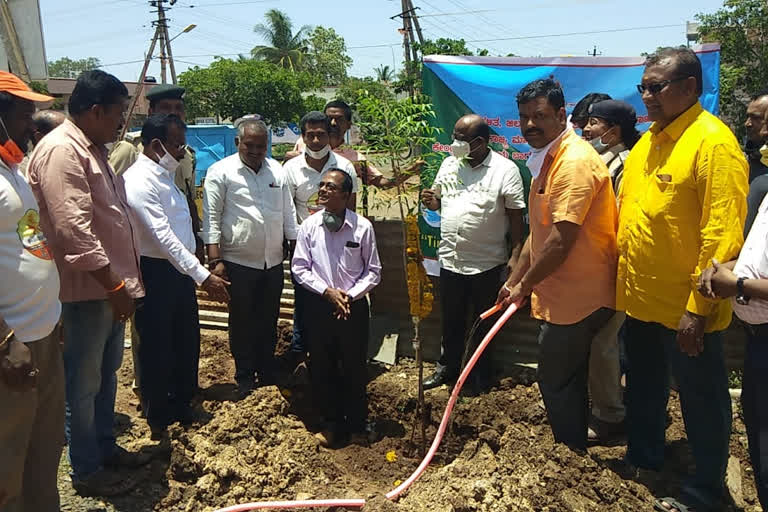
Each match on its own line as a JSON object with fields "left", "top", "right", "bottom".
{"left": 283, "top": 152, "right": 358, "bottom": 223}
{"left": 733, "top": 192, "right": 768, "bottom": 324}
{"left": 617, "top": 102, "right": 748, "bottom": 332}
{"left": 124, "top": 154, "right": 210, "bottom": 285}
{"left": 294, "top": 138, "right": 384, "bottom": 182}
{"left": 109, "top": 138, "right": 197, "bottom": 202}
{"left": 528, "top": 129, "right": 618, "bottom": 325}
{"left": 0, "top": 159, "right": 61, "bottom": 342}
{"left": 27, "top": 119, "right": 144, "bottom": 302}
{"left": 202, "top": 154, "right": 297, "bottom": 270}
{"left": 433, "top": 150, "right": 525, "bottom": 275}
{"left": 291, "top": 209, "right": 381, "bottom": 301}
{"left": 600, "top": 143, "right": 630, "bottom": 194}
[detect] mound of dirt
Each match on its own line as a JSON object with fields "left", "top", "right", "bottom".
{"left": 59, "top": 328, "right": 759, "bottom": 511}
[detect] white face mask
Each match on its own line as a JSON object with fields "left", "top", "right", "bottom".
{"left": 156, "top": 142, "right": 180, "bottom": 173}
{"left": 450, "top": 139, "right": 471, "bottom": 159}
{"left": 761, "top": 144, "right": 768, "bottom": 167}
{"left": 305, "top": 144, "right": 331, "bottom": 160}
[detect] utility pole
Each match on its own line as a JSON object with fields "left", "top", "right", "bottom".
{"left": 408, "top": 0, "right": 425, "bottom": 46}
{"left": 589, "top": 45, "right": 602, "bottom": 57}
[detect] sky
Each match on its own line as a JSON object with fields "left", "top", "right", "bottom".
{"left": 38, "top": 0, "right": 728, "bottom": 83}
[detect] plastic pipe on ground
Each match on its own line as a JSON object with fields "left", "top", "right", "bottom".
{"left": 213, "top": 498, "right": 366, "bottom": 512}
{"left": 385, "top": 300, "right": 523, "bottom": 501}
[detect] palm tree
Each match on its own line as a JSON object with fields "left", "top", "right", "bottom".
{"left": 374, "top": 64, "right": 394, "bottom": 83}
{"left": 251, "top": 9, "right": 311, "bottom": 71}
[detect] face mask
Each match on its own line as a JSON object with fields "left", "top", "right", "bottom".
{"left": 761, "top": 144, "right": 768, "bottom": 167}
{"left": 156, "top": 141, "right": 180, "bottom": 173}
{"left": 322, "top": 210, "right": 344, "bottom": 232}
{"left": 589, "top": 136, "right": 610, "bottom": 153}
{"left": 305, "top": 144, "right": 331, "bottom": 160}
{"left": 0, "top": 116, "right": 24, "bottom": 166}
{"left": 450, "top": 139, "right": 471, "bottom": 159}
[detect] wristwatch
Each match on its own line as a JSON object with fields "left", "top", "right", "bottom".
{"left": 736, "top": 277, "right": 751, "bottom": 305}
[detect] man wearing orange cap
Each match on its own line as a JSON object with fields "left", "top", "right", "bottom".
{"left": 0, "top": 71, "right": 65, "bottom": 512}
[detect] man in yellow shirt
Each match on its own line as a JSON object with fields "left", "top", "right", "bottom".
{"left": 617, "top": 47, "right": 748, "bottom": 512}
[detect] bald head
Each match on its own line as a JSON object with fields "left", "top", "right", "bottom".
{"left": 31, "top": 110, "right": 66, "bottom": 145}
{"left": 454, "top": 114, "right": 490, "bottom": 142}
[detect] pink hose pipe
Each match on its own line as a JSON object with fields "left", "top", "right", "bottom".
{"left": 214, "top": 498, "right": 366, "bottom": 512}
{"left": 385, "top": 300, "right": 523, "bottom": 500}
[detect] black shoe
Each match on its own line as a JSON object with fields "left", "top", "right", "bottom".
{"left": 423, "top": 368, "right": 455, "bottom": 390}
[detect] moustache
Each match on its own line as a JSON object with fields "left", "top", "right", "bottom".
{"left": 524, "top": 129, "right": 543, "bottom": 137}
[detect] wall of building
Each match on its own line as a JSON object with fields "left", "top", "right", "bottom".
{"left": 368, "top": 219, "right": 747, "bottom": 374}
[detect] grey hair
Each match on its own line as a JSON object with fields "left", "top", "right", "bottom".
{"left": 236, "top": 118, "right": 268, "bottom": 138}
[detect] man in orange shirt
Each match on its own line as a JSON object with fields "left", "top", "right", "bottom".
{"left": 498, "top": 79, "right": 618, "bottom": 451}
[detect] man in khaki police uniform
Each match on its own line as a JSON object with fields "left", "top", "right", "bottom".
{"left": 108, "top": 84, "right": 202, "bottom": 404}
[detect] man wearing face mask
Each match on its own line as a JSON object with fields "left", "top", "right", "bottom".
{"left": 203, "top": 119, "right": 298, "bottom": 397}
{"left": 283, "top": 111, "right": 358, "bottom": 360}
{"left": 123, "top": 114, "right": 230, "bottom": 439}
{"left": 497, "top": 79, "right": 618, "bottom": 452}
{"left": 291, "top": 170, "right": 381, "bottom": 447}
{"left": 617, "top": 47, "right": 747, "bottom": 512}
{"left": 569, "top": 92, "right": 612, "bottom": 132}
{"left": 0, "top": 72, "right": 64, "bottom": 512}
{"left": 580, "top": 99, "right": 640, "bottom": 443}
{"left": 744, "top": 90, "right": 768, "bottom": 234}
{"left": 421, "top": 114, "right": 525, "bottom": 394}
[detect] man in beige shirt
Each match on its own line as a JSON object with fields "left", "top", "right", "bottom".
{"left": 28, "top": 70, "right": 150, "bottom": 497}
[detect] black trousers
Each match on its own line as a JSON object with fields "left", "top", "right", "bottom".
{"left": 135, "top": 256, "right": 200, "bottom": 429}
{"left": 438, "top": 265, "right": 504, "bottom": 381}
{"left": 742, "top": 322, "right": 768, "bottom": 510}
{"left": 225, "top": 261, "right": 284, "bottom": 385}
{"left": 537, "top": 307, "right": 613, "bottom": 451}
{"left": 305, "top": 291, "right": 369, "bottom": 433}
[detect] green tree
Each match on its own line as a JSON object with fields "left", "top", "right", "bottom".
{"left": 696, "top": 0, "right": 768, "bottom": 135}
{"left": 303, "top": 27, "right": 352, "bottom": 86}
{"left": 336, "top": 76, "right": 394, "bottom": 107}
{"left": 251, "top": 9, "right": 311, "bottom": 71}
{"left": 179, "top": 58, "right": 310, "bottom": 124}
{"left": 374, "top": 65, "right": 395, "bottom": 83}
{"left": 47, "top": 57, "right": 101, "bottom": 78}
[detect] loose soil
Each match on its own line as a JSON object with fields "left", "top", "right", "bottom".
{"left": 58, "top": 324, "right": 761, "bottom": 511}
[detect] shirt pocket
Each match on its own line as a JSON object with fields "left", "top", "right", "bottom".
{"left": 643, "top": 176, "right": 680, "bottom": 222}
{"left": 339, "top": 244, "right": 364, "bottom": 281}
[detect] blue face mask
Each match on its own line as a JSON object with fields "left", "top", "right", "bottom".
{"left": 589, "top": 136, "right": 610, "bottom": 153}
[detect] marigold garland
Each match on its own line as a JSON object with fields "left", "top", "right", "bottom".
{"left": 405, "top": 215, "right": 433, "bottom": 319}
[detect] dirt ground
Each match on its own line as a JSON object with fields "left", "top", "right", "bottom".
{"left": 57, "top": 323, "right": 761, "bottom": 511}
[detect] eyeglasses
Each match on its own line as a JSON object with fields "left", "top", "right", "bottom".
{"left": 636, "top": 76, "right": 690, "bottom": 95}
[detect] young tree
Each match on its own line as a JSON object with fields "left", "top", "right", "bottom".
{"left": 179, "top": 58, "right": 311, "bottom": 124}
{"left": 355, "top": 91, "right": 439, "bottom": 454}
{"left": 696, "top": 0, "right": 768, "bottom": 136}
{"left": 251, "top": 9, "right": 311, "bottom": 71}
{"left": 47, "top": 57, "right": 101, "bottom": 78}
{"left": 303, "top": 27, "right": 352, "bottom": 87}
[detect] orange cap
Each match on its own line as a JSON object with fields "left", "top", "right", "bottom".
{"left": 0, "top": 71, "right": 53, "bottom": 102}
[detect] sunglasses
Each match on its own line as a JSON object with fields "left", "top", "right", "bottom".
{"left": 636, "top": 76, "right": 690, "bottom": 95}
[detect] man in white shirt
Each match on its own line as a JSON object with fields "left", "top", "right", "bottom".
{"left": 699, "top": 108, "right": 768, "bottom": 512}
{"left": 124, "top": 114, "right": 229, "bottom": 439}
{"left": 292, "top": 170, "right": 381, "bottom": 447}
{"left": 203, "top": 118, "right": 298, "bottom": 396}
{"left": 283, "top": 111, "right": 358, "bottom": 358}
{"left": 421, "top": 114, "right": 525, "bottom": 393}
{"left": 0, "top": 72, "right": 64, "bottom": 512}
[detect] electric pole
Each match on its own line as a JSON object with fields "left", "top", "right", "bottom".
{"left": 589, "top": 45, "right": 602, "bottom": 57}
{"left": 121, "top": 0, "right": 180, "bottom": 138}
{"left": 408, "top": 0, "right": 425, "bottom": 47}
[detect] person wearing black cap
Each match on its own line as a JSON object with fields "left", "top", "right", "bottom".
{"left": 579, "top": 99, "right": 640, "bottom": 444}
{"left": 108, "top": 84, "right": 203, "bottom": 407}
{"left": 570, "top": 92, "right": 612, "bottom": 131}
{"left": 583, "top": 99, "right": 641, "bottom": 193}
